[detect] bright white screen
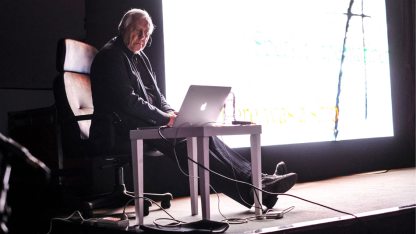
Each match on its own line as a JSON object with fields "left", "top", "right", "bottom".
{"left": 162, "top": 0, "right": 393, "bottom": 147}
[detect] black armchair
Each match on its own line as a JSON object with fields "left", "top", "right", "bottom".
{"left": 53, "top": 38, "right": 172, "bottom": 218}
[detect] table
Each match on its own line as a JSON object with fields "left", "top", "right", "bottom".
{"left": 130, "top": 124, "right": 262, "bottom": 225}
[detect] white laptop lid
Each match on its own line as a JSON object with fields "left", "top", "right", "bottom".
{"left": 173, "top": 85, "right": 231, "bottom": 127}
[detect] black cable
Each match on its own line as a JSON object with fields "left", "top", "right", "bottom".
{"left": 185, "top": 151, "right": 358, "bottom": 215}
{"left": 157, "top": 125, "right": 170, "bottom": 141}
{"left": 157, "top": 128, "right": 364, "bottom": 220}
{"left": 157, "top": 125, "right": 263, "bottom": 219}
{"left": 213, "top": 135, "right": 263, "bottom": 208}
{"left": 46, "top": 211, "right": 86, "bottom": 234}
{"left": 185, "top": 153, "right": 374, "bottom": 232}
{"left": 165, "top": 126, "right": 263, "bottom": 211}
{"left": 165, "top": 126, "right": 260, "bottom": 218}
{"left": 148, "top": 126, "right": 372, "bottom": 233}
{"left": 122, "top": 195, "right": 181, "bottom": 224}
{"left": 210, "top": 184, "right": 248, "bottom": 224}
{"left": 247, "top": 206, "right": 295, "bottom": 221}
{"left": 208, "top": 146, "right": 257, "bottom": 208}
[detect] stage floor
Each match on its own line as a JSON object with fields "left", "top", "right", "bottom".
{"left": 123, "top": 167, "right": 416, "bottom": 233}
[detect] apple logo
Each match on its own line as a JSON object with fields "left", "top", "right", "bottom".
{"left": 200, "top": 102, "right": 207, "bottom": 111}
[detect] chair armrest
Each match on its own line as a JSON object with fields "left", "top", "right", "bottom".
{"left": 60, "top": 114, "right": 93, "bottom": 124}
{"left": 73, "top": 114, "right": 93, "bottom": 121}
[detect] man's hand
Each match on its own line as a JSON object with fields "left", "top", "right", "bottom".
{"left": 167, "top": 111, "right": 177, "bottom": 127}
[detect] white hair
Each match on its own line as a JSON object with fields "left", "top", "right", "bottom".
{"left": 118, "top": 9, "right": 154, "bottom": 35}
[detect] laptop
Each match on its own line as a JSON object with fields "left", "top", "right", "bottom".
{"left": 173, "top": 85, "right": 231, "bottom": 127}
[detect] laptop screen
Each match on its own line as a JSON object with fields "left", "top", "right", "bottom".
{"left": 173, "top": 85, "right": 231, "bottom": 127}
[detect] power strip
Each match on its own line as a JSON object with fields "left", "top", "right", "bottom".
{"left": 84, "top": 217, "right": 129, "bottom": 230}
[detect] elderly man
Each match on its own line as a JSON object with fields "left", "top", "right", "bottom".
{"left": 89, "top": 8, "right": 297, "bottom": 210}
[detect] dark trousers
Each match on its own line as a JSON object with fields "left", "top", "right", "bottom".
{"left": 145, "top": 136, "right": 255, "bottom": 208}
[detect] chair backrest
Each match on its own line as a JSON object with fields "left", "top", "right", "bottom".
{"left": 56, "top": 38, "right": 97, "bottom": 74}
{"left": 54, "top": 39, "right": 98, "bottom": 139}
{"left": 53, "top": 38, "right": 163, "bottom": 157}
{"left": 52, "top": 38, "right": 165, "bottom": 199}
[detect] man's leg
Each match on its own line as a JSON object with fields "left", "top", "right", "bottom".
{"left": 207, "top": 136, "right": 254, "bottom": 208}
{"left": 145, "top": 136, "right": 296, "bottom": 209}
{"left": 145, "top": 137, "right": 254, "bottom": 207}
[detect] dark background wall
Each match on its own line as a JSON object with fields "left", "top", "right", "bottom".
{"left": 0, "top": 0, "right": 414, "bottom": 184}
{"left": 0, "top": 0, "right": 86, "bottom": 89}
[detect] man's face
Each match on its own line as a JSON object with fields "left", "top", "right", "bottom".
{"left": 126, "top": 17, "right": 151, "bottom": 53}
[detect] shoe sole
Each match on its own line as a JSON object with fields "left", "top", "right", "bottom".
{"left": 263, "top": 173, "right": 298, "bottom": 194}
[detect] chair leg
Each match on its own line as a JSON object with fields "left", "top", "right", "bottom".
{"left": 82, "top": 166, "right": 173, "bottom": 218}
{"left": 143, "top": 192, "right": 173, "bottom": 209}
{"left": 82, "top": 166, "right": 132, "bottom": 218}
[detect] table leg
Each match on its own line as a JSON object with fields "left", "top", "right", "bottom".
{"left": 186, "top": 137, "right": 198, "bottom": 215}
{"left": 197, "top": 136, "right": 210, "bottom": 220}
{"left": 250, "top": 134, "right": 262, "bottom": 217}
{"left": 131, "top": 139, "right": 144, "bottom": 225}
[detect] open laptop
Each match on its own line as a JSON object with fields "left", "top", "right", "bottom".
{"left": 173, "top": 85, "right": 231, "bottom": 127}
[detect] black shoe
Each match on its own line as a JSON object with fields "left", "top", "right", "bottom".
{"left": 261, "top": 172, "right": 297, "bottom": 209}
{"left": 260, "top": 161, "right": 287, "bottom": 179}
{"left": 274, "top": 161, "right": 287, "bottom": 175}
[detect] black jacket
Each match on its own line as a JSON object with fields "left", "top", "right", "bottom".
{"left": 89, "top": 36, "right": 174, "bottom": 149}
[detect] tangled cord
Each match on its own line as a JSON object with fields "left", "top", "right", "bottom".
{"left": 156, "top": 126, "right": 362, "bottom": 219}
{"left": 124, "top": 125, "right": 365, "bottom": 228}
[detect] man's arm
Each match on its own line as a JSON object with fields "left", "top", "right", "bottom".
{"left": 91, "top": 49, "right": 171, "bottom": 126}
